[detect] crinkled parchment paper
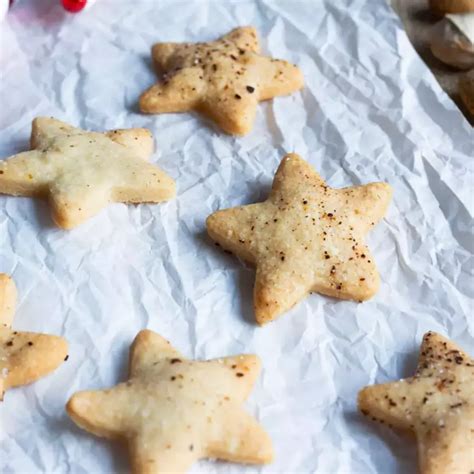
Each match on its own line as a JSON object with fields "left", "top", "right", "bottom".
{"left": 0, "top": 0, "right": 473, "bottom": 472}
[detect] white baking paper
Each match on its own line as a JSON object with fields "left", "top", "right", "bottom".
{"left": 0, "top": 0, "right": 473, "bottom": 473}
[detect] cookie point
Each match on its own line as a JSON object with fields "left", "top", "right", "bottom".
{"left": 132, "top": 329, "right": 173, "bottom": 353}
{"left": 357, "top": 387, "right": 371, "bottom": 411}
{"left": 254, "top": 304, "right": 276, "bottom": 326}
{"left": 32, "top": 116, "right": 49, "bottom": 127}
{"left": 256, "top": 431, "right": 275, "bottom": 464}
{"left": 0, "top": 273, "right": 17, "bottom": 325}
{"left": 256, "top": 317, "right": 269, "bottom": 327}
{"left": 138, "top": 93, "right": 152, "bottom": 114}
{"left": 375, "top": 181, "right": 393, "bottom": 198}
{"left": 66, "top": 392, "right": 87, "bottom": 417}
{"left": 283, "top": 152, "right": 302, "bottom": 162}
{"left": 135, "top": 328, "right": 155, "bottom": 340}
{"left": 356, "top": 272, "right": 380, "bottom": 301}
{"left": 206, "top": 212, "right": 218, "bottom": 230}
{"left": 223, "top": 119, "right": 252, "bottom": 136}
{"left": 132, "top": 329, "right": 156, "bottom": 347}
{"left": 421, "top": 331, "right": 445, "bottom": 347}
{"left": 52, "top": 335, "right": 69, "bottom": 358}
{"left": 0, "top": 273, "right": 16, "bottom": 301}
{"left": 0, "top": 273, "right": 13, "bottom": 287}
{"left": 239, "top": 354, "right": 261, "bottom": 370}
{"left": 52, "top": 214, "right": 77, "bottom": 230}
{"left": 230, "top": 25, "right": 258, "bottom": 38}
{"left": 295, "top": 66, "right": 305, "bottom": 88}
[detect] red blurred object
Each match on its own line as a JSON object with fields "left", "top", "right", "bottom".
{"left": 9, "top": 0, "right": 14, "bottom": 6}
{"left": 62, "top": 0, "right": 87, "bottom": 13}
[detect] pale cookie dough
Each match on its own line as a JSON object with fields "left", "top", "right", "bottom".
{"left": 0, "top": 117, "right": 176, "bottom": 229}
{"left": 140, "top": 26, "right": 304, "bottom": 135}
{"left": 358, "top": 331, "right": 474, "bottom": 474}
{"left": 0, "top": 274, "right": 68, "bottom": 400}
{"left": 67, "top": 329, "right": 273, "bottom": 474}
{"left": 207, "top": 153, "right": 392, "bottom": 325}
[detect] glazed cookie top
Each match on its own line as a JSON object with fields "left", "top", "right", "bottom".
{"left": 140, "top": 26, "right": 304, "bottom": 135}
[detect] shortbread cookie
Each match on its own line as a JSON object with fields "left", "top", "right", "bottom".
{"left": 0, "top": 117, "right": 176, "bottom": 229}
{"left": 459, "top": 70, "right": 474, "bottom": 115}
{"left": 0, "top": 274, "right": 68, "bottom": 400}
{"left": 207, "top": 153, "right": 392, "bottom": 325}
{"left": 139, "top": 26, "right": 304, "bottom": 135}
{"left": 429, "top": 0, "right": 474, "bottom": 14}
{"left": 67, "top": 329, "right": 273, "bottom": 473}
{"left": 358, "top": 331, "right": 474, "bottom": 474}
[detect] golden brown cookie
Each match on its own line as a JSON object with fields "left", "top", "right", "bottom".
{"left": 0, "top": 274, "right": 68, "bottom": 400}
{"left": 0, "top": 117, "right": 176, "bottom": 229}
{"left": 459, "top": 70, "right": 474, "bottom": 115}
{"left": 140, "top": 26, "right": 304, "bottom": 135}
{"left": 67, "top": 329, "right": 273, "bottom": 473}
{"left": 429, "top": 0, "right": 474, "bottom": 14}
{"left": 358, "top": 331, "right": 474, "bottom": 474}
{"left": 206, "top": 153, "right": 392, "bottom": 325}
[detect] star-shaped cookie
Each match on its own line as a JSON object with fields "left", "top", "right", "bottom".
{"left": 358, "top": 331, "right": 474, "bottom": 474}
{"left": 459, "top": 70, "right": 474, "bottom": 116}
{"left": 207, "top": 153, "right": 392, "bottom": 325}
{"left": 0, "top": 117, "right": 176, "bottom": 229}
{"left": 139, "top": 26, "right": 304, "bottom": 135}
{"left": 0, "top": 274, "right": 68, "bottom": 400}
{"left": 67, "top": 329, "right": 273, "bottom": 473}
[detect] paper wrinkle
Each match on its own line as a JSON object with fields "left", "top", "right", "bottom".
{"left": 0, "top": 0, "right": 473, "bottom": 473}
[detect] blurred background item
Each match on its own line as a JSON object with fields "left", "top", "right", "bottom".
{"left": 393, "top": 0, "right": 474, "bottom": 123}
{"left": 430, "top": 13, "right": 474, "bottom": 68}
{"left": 429, "top": 0, "right": 474, "bottom": 14}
